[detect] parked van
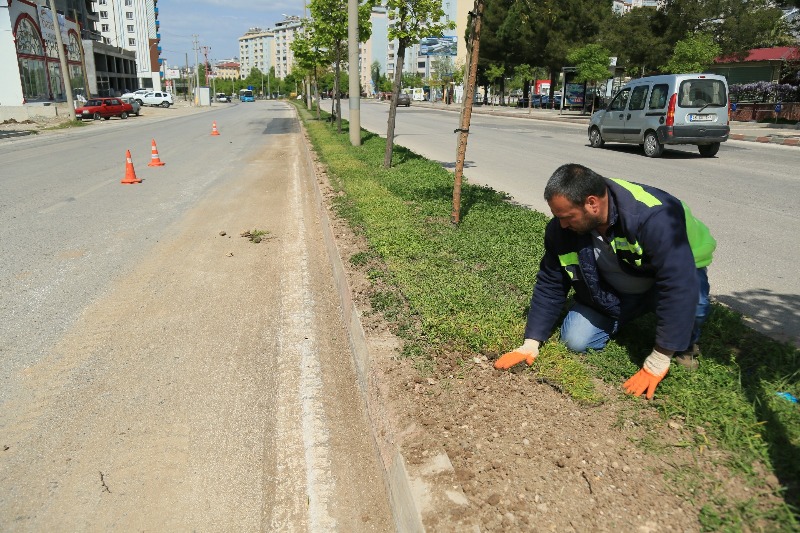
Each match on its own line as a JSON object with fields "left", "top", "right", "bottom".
{"left": 588, "top": 73, "right": 730, "bottom": 157}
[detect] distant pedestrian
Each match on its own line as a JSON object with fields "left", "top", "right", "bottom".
{"left": 494, "top": 164, "right": 715, "bottom": 399}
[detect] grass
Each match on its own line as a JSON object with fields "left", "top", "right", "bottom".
{"left": 293, "top": 102, "right": 800, "bottom": 530}
{"left": 42, "top": 119, "right": 87, "bottom": 130}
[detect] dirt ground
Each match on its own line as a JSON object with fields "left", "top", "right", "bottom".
{"left": 309, "top": 153, "right": 784, "bottom": 532}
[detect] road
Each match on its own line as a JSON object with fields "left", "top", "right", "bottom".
{"left": 0, "top": 102, "right": 392, "bottom": 530}
{"left": 354, "top": 99, "right": 800, "bottom": 345}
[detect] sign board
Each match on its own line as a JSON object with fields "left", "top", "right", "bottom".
{"left": 418, "top": 36, "right": 457, "bottom": 57}
{"left": 165, "top": 68, "right": 181, "bottom": 80}
{"left": 535, "top": 80, "right": 550, "bottom": 95}
{"left": 565, "top": 83, "right": 585, "bottom": 106}
{"left": 38, "top": 6, "right": 68, "bottom": 42}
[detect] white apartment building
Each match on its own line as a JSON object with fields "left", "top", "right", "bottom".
{"left": 94, "top": 0, "right": 161, "bottom": 91}
{"left": 238, "top": 28, "right": 273, "bottom": 79}
{"left": 612, "top": 0, "right": 660, "bottom": 15}
{"left": 272, "top": 16, "right": 303, "bottom": 79}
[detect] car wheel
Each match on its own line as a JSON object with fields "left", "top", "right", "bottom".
{"left": 643, "top": 131, "right": 664, "bottom": 157}
{"left": 135, "top": 99, "right": 143, "bottom": 105}
{"left": 135, "top": 111, "right": 140, "bottom": 116}
{"left": 120, "top": 112, "right": 128, "bottom": 119}
{"left": 589, "top": 127, "right": 605, "bottom": 148}
{"left": 161, "top": 101, "right": 171, "bottom": 108}
{"left": 103, "top": 116, "right": 110, "bottom": 121}
{"left": 698, "top": 142, "right": 720, "bottom": 157}
{"left": 93, "top": 112, "right": 101, "bottom": 120}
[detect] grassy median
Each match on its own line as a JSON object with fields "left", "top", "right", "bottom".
{"left": 294, "top": 102, "right": 799, "bottom": 529}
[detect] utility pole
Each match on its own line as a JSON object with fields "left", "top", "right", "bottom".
{"left": 48, "top": 0, "right": 74, "bottom": 118}
{"left": 193, "top": 35, "right": 200, "bottom": 104}
{"left": 452, "top": 0, "right": 485, "bottom": 225}
{"left": 347, "top": 0, "right": 360, "bottom": 146}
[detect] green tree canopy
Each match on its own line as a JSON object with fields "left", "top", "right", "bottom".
{"left": 661, "top": 33, "right": 721, "bottom": 74}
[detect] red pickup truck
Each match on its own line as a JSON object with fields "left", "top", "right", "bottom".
{"left": 75, "top": 97, "right": 134, "bottom": 120}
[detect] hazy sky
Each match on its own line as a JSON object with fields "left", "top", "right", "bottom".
{"left": 157, "top": 0, "right": 307, "bottom": 66}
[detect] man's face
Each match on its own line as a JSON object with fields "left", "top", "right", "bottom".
{"left": 548, "top": 194, "right": 603, "bottom": 235}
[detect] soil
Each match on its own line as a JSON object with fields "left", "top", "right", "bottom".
{"left": 309, "top": 150, "right": 784, "bottom": 532}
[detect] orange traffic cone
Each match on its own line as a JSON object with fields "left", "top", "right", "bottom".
{"left": 121, "top": 150, "right": 141, "bottom": 184}
{"left": 148, "top": 138, "right": 165, "bottom": 166}
{"left": 211, "top": 121, "right": 220, "bottom": 136}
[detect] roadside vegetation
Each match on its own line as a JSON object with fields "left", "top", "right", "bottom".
{"left": 294, "top": 102, "right": 799, "bottom": 530}
{"left": 42, "top": 119, "right": 87, "bottom": 130}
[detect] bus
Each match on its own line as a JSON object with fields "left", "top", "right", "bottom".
{"left": 239, "top": 89, "right": 255, "bottom": 102}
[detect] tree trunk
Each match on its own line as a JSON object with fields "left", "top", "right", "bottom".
{"left": 383, "top": 44, "right": 405, "bottom": 168}
{"left": 315, "top": 69, "right": 321, "bottom": 121}
{"left": 335, "top": 45, "right": 342, "bottom": 133}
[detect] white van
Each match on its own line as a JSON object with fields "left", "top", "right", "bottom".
{"left": 588, "top": 73, "right": 730, "bottom": 157}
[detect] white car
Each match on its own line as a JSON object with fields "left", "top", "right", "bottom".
{"left": 139, "top": 91, "right": 174, "bottom": 108}
{"left": 121, "top": 89, "right": 149, "bottom": 100}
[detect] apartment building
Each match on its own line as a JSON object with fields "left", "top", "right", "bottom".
{"left": 215, "top": 60, "right": 241, "bottom": 80}
{"left": 272, "top": 16, "right": 303, "bottom": 79}
{"left": 238, "top": 27, "right": 273, "bottom": 79}
{"left": 94, "top": 0, "right": 162, "bottom": 91}
{"left": 612, "top": 0, "right": 660, "bottom": 15}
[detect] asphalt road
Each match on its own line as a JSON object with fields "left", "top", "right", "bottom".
{"left": 354, "top": 99, "right": 799, "bottom": 345}
{"left": 0, "top": 102, "right": 392, "bottom": 530}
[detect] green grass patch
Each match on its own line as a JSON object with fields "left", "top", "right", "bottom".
{"left": 292, "top": 102, "right": 800, "bottom": 528}
{"left": 43, "top": 119, "right": 87, "bottom": 130}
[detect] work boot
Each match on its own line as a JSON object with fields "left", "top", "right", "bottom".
{"left": 673, "top": 344, "right": 700, "bottom": 371}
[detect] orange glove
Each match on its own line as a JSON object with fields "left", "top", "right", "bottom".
{"left": 623, "top": 349, "right": 671, "bottom": 399}
{"left": 494, "top": 339, "right": 540, "bottom": 370}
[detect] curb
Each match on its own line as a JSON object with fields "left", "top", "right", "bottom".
{"left": 295, "top": 110, "right": 478, "bottom": 532}
{"left": 729, "top": 133, "right": 800, "bottom": 146}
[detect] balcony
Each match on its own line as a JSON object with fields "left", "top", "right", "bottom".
{"left": 154, "top": 7, "right": 159, "bottom": 15}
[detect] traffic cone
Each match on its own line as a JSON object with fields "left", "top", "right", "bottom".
{"left": 121, "top": 150, "right": 141, "bottom": 184}
{"left": 211, "top": 121, "right": 220, "bottom": 136}
{"left": 148, "top": 138, "right": 165, "bottom": 166}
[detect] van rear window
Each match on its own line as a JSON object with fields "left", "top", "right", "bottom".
{"left": 678, "top": 79, "right": 727, "bottom": 108}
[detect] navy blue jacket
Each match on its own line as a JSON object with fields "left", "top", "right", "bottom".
{"left": 524, "top": 178, "right": 714, "bottom": 352}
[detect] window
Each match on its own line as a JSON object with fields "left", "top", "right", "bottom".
{"left": 628, "top": 85, "right": 649, "bottom": 111}
{"left": 418, "top": 61, "right": 425, "bottom": 69}
{"left": 609, "top": 88, "right": 630, "bottom": 111}
{"left": 98, "top": 0, "right": 106, "bottom": 4}
{"left": 125, "top": 0, "right": 132, "bottom": 4}
{"left": 101, "top": 23, "right": 109, "bottom": 32}
{"left": 128, "top": 38, "right": 135, "bottom": 46}
{"left": 126, "top": 12, "right": 133, "bottom": 19}
{"left": 648, "top": 84, "right": 668, "bottom": 109}
{"left": 100, "top": 10, "right": 107, "bottom": 18}
{"left": 127, "top": 25, "right": 134, "bottom": 32}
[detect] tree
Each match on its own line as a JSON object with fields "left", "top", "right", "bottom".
{"left": 567, "top": 44, "right": 610, "bottom": 113}
{"left": 292, "top": 26, "right": 329, "bottom": 116}
{"left": 661, "top": 33, "right": 721, "bottom": 74}
{"left": 383, "top": 0, "right": 455, "bottom": 168}
{"left": 484, "top": 63, "right": 505, "bottom": 105}
{"left": 308, "top": 0, "right": 374, "bottom": 132}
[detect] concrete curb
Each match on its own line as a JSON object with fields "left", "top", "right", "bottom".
{"left": 729, "top": 133, "right": 800, "bottom": 146}
{"left": 295, "top": 110, "right": 477, "bottom": 532}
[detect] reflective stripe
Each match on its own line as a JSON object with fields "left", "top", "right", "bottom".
{"left": 559, "top": 252, "right": 579, "bottom": 279}
{"left": 611, "top": 236, "right": 643, "bottom": 256}
{"left": 611, "top": 178, "right": 662, "bottom": 207}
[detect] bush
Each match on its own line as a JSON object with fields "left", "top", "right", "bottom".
{"left": 729, "top": 81, "right": 799, "bottom": 102}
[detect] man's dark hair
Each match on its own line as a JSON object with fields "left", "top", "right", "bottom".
{"left": 544, "top": 164, "right": 607, "bottom": 205}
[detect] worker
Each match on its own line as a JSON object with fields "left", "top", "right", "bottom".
{"left": 494, "top": 164, "right": 715, "bottom": 399}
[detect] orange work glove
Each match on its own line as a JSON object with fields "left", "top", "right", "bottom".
{"left": 494, "top": 339, "right": 540, "bottom": 370}
{"left": 623, "top": 348, "right": 671, "bottom": 400}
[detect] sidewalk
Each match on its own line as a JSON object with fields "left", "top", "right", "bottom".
{"left": 407, "top": 100, "right": 800, "bottom": 147}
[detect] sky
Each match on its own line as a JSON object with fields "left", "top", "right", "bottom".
{"left": 156, "top": 0, "right": 307, "bottom": 67}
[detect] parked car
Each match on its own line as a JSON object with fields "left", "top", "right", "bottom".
{"left": 75, "top": 97, "right": 133, "bottom": 120}
{"left": 397, "top": 92, "right": 411, "bottom": 107}
{"left": 216, "top": 93, "right": 230, "bottom": 103}
{"left": 120, "top": 96, "right": 141, "bottom": 116}
{"left": 120, "top": 89, "right": 149, "bottom": 100}
{"left": 138, "top": 91, "right": 174, "bottom": 107}
{"left": 588, "top": 73, "right": 729, "bottom": 158}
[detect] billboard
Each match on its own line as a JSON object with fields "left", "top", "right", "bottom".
{"left": 418, "top": 36, "right": 457, "bottom": 57}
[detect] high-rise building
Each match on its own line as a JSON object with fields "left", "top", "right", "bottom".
{"left": 272, "top": 16, "right": 303, "bottom": 79}
{"left": 94, "top": 0, "right": 162, "bottom": 91}
{"left": 238, "top": 27, "right": 273, "bottom": 79}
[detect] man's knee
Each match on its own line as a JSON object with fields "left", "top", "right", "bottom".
{"left": 560, "top": 327, "right": 594, "bottom": 353}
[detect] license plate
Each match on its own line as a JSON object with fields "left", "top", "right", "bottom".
{"left": 689, "top": 114, "right": 713, "bottom": 122}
